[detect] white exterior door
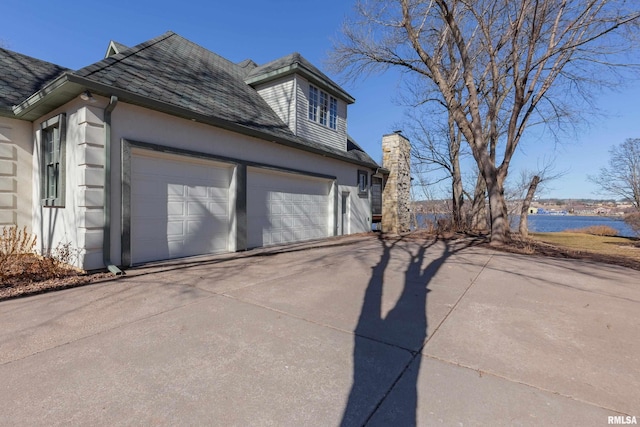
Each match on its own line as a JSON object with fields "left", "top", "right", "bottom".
{"left": 130, "top": 151, "right": 232, "bottom": 264}
{"left": 247, "top": 168, "right": 332, "bottom": 248}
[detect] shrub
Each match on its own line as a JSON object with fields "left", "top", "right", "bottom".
{"left": 416, "top": 214, "right": 463, "bottom": 235}
{"left": 624, "top": 211, "right": 640, "bottom": 236}
{"left": 563, "top": 225, "right": 619, "bottom": 236}
{"left": 38, "top": 242, "right": 81, "bottom": 278}
{"left": 1, "top": 226, "right": 37, "bottom": 282}
{"left": 1, "top": 226, "right": 81, "bottom": 284}
{"left": 0, "top": 226, "right": 37, "bottom": 256}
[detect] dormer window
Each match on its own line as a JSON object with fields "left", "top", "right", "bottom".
{"left": 309, "top": 85, "right": 337, "bottom": 130}
{"left": 329, "top": 97, "right": 337, "bottom": 129}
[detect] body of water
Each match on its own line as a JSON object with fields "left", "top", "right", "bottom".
{"left": 415, "top": 213, "right": 636, "bottom": 237}
{"left": 515, "top": 214, "right": 636, "bottom": 237}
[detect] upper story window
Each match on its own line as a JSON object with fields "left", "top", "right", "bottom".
{"left": 329, "top": 97, "right": 337, "bottom": 129}
{"left": 308, "top": 85, "right": 337, "bottom": 130}
{"left": 40, "top": 114, "right": 67, "bottom": 207}
{"left": 308, "top": 86, "right": 318, "bottom": 121}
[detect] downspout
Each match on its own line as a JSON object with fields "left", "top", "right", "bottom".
{"left": 103, "top": 95, "right": 123, "bottom": 275}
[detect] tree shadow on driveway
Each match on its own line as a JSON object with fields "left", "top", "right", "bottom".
{"left": 341, "top": 234, "right": 479, "bottom": 426}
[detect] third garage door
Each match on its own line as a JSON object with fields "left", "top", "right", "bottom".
{"left": 247, "top": 168, "right": 332, "bottom": 248}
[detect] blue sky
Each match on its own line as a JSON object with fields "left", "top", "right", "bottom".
{"left": 4, "top": 0, "right": 639, "bottom": 200}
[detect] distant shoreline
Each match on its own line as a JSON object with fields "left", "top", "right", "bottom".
{"left": 527, "top": 213, "right": 625, "bottom": 218}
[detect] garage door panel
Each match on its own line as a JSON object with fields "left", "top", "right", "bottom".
{"left": 187, "top": 186, "right": 208, "bottom": 197}
{"left": 186, "top": 202, "right": 210, "bottom": 217}
{"left": 131, "top": 152, "right": 232, "bottom": 264}
{"left": 167, "top": 183, "right": 186, "bottom": 197}
{"left": 167, "top": 221, "right": 184, "bottom": 237}
{"left": 167, "top": 202, "right": 184, "bottom": 216}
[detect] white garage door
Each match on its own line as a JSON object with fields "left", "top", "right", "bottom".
{"left": 131, "top": 151, "right": 232, "bottom": 264}
{"left": 247, "top": 168, "right": 332, "bottom": 248}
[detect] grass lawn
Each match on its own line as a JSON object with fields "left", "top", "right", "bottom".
{"left": 529, "top": 232, "right": 640, "bottom": 268}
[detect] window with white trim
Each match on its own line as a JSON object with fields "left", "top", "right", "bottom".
{"left": 308, "top": 85, "right": 338, "bottom": 130}
{"left": 358, "top": 170, "right": 368, "bottom": 196}
{"left": 40, "top": 114, "right": 66, "bottom": 207}
{"left": 308, "top": 86, "right": 318, "bottom": 122}
{"left": 329, "top": 97, "right": 338, "bottom": 129}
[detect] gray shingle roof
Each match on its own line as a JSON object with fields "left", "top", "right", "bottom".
{"left": 2, "top": 32, "right": 378, "bottom": 168}
{"left": 77, "top": 32, "right": 295, "bottom": 138}
{"left": 0, "top": 48, "right": 68, "bottom": 115}
{"left": 236, "top": 59, "right": 258, "bottom": 75}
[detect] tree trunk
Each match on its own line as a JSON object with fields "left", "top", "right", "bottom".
{"left": 451, "top": 166, "right": 464, "bottom": 229}
{"left": 485, "top": 174, "right": 510, "bottom": 245}
{"left": 519, "top": 175, "right": 541, "bottom": 238}
{"left": 469, "top": 174, "right": 488, "bottom": 231}
{"left": 448, "top": 113, "right": 464, "bottom": 229}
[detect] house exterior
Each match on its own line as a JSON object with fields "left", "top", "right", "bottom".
{"left": 0, "top": 32, "right": 382, "bottom": 271}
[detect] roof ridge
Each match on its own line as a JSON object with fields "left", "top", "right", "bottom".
{"left": 78, "top": 31, "right": 176, "bottom": 77}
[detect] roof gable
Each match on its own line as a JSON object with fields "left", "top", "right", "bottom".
{"left": 245, "top": 52, "right": 354, "bottom": 104}
{"left": 0, "top": 48, "right": 68, "bottom": 116}
{"left": 104, "top": 40, "right": 129, "bottom": 58}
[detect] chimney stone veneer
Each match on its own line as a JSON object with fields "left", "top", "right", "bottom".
{"left": 382, "top": 132, "right": 411, "bottom": 234}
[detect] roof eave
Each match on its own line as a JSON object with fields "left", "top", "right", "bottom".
{"left": 246, "top": 63, "right": 355, "bottom": 104}
{"left": 12, "top": 74, "right": 376, "bottom": 169}
{"left": 12, "top": 72, "right": 87, "bottom": 121}
{"left": 0, "top": 106, "right": 18, "bottom": 119}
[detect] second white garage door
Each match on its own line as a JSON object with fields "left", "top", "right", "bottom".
{"left": 247, "top": 168, "right": 332, "bottom": 248}
{"left": 131, "top": 151, "right": 233, "bottom": 264}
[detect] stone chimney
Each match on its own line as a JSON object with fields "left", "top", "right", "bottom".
{"left": 382, "top": 131, "right": 411, "bottom": 234}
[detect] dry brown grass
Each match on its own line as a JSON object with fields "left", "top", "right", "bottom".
{"left": 527, "top": 232, "right": 640, "bottom": 269}
{"left": 562, "top": 225, "right": 619, "bottom": 236}
{"left": 458, "top": 230, "right": 640, "bottom": 270}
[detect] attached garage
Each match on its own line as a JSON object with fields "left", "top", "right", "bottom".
{"left": 130, "top": 150, "right": 233, "bottom": 264}
{"left": 247, "top": 168, "right": 333, "bottom": 248}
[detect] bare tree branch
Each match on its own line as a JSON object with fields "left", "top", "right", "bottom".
{"left": 331, "top": 0, "right": 640, "bottom": 243}
{"left": 589, "top": 138, "right": 640, "bottom": 209}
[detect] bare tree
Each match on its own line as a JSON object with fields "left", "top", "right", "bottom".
{"left": 625, "top": 212, "right": 640, "bottom": 238}
{"left": 332, "top": 0, "right": 640, "bottom": 244}
{"left": 511, "top": 163, "right": 565, "bottom": 237}
{"left": 589, "top": 138, "right": 640, "bottom": 209}
{"left": 518, "top": 175, "right": 541, "bottom": 238}
{"left": 405, "top": 106, "right": 468, "bottom": 227}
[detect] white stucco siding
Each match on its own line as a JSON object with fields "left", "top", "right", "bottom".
{"left": 32, "top": 100, "right": 107, "bottom": 270}
{"left": 0, "top": 117, "right": 32, "bottom": 230}
{"left": 255, "top": 76, "right": 296, "bottom": 134}
{"left": 337, "top": 184, "right": 371, "bottom": 236}
{"left": 108, "top": 102, "right": 373, "bottom": 265}
{"left": 295, "top": 76, "right": 348, "bottom": 151}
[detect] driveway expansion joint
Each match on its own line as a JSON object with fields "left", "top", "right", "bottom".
{"left": 424, "top": 253, "right": 494, "bottom": 347}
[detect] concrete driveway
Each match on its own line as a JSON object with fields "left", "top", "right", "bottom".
{"left": 1, "top": 234, "right": 638, "bottom": 426}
